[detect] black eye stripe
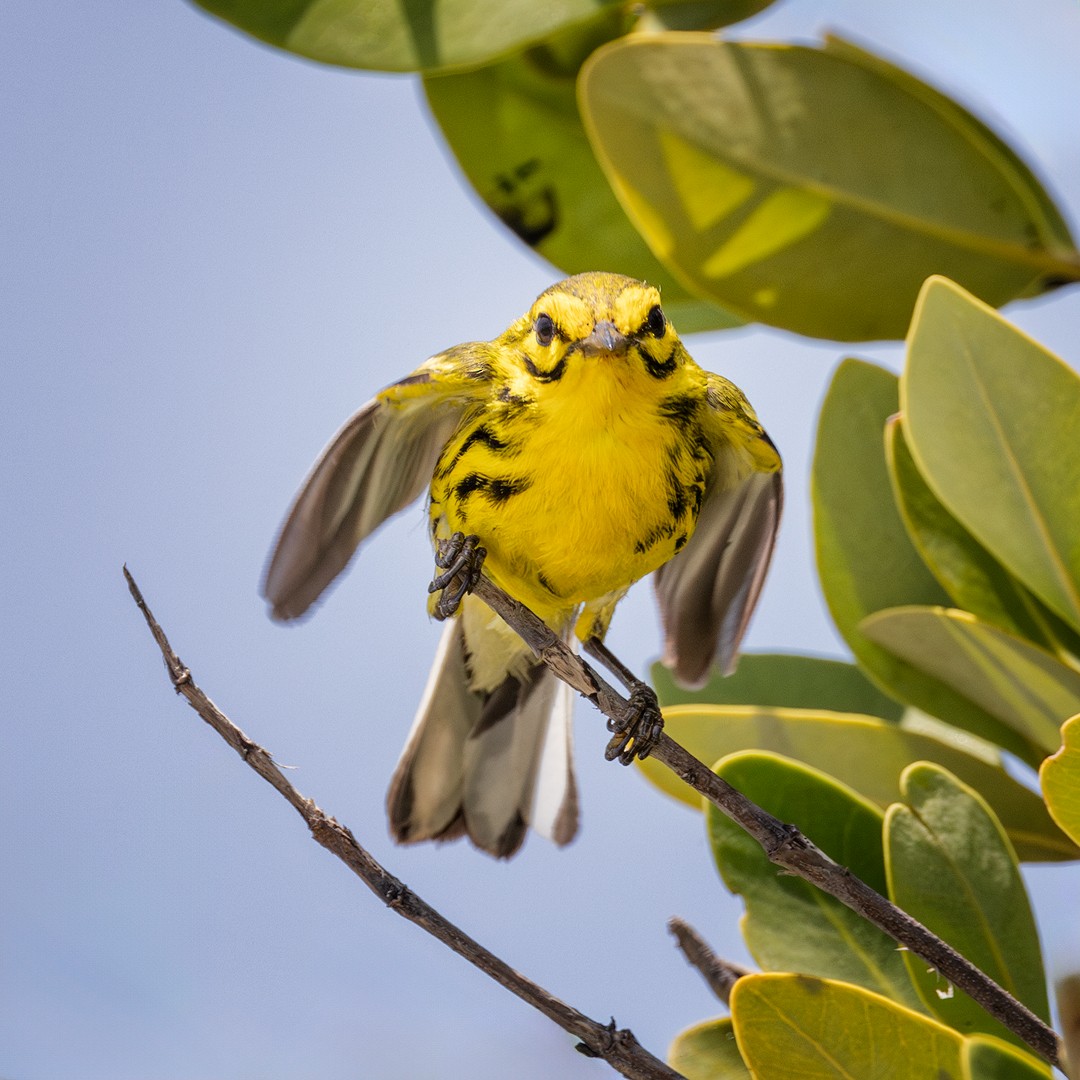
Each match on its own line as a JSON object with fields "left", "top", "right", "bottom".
{"left": 523, "top": 353, "right": 568, "bottom": 382}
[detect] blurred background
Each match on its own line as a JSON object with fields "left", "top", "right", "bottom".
{"left": 3, "top": 1, "right": 1079, "bottom": 1077}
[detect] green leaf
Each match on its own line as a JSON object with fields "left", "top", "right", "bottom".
{"left": 862, "top": 607, "right": 1080, "bottom": 756}
{"left": 579, "top": 36, "right": 1079, "bottom": 340}
{"left": 707, "top": 752, "right": 922, "bottom": 1007}
{"left": 423, "top": 15, "right": 739, "bottom": 331}
{"left": 191, "top": 0, "right": 626, "bottom": 74}
{"left": 636, "top": 705, "right": 1076, "bottom": 861}
{"left": 822, "top": 37, "right": 1075, "bottom": 265}
{"left": 651, "top": 653, "right": 903, "bottom": 720}
{"left": 885, "top": 763, "right": 1049, "bottom": 1045}
{"left": 903, "top": 276, "right": 1080, "bottom": 631}
{"left": 731, "top": 974, "right": 963, "bottom": 1078}
{"left": 646, "top": 0, "right": 778, "bottom": 32}
{"left": 962, "top": 1035, "right": 1052, "bottom": 1080}
{"left": 886, "top": 415, "right": 1080, "bottom": 654}
{"left": 1040, "top": 714, "right": 1080, "bottom": 847}
{"left": 813, "top": 358, "right": 1036, "bottom": 759}
{"left": 669, "top": 1018, "right": 750, "bottom": 1079}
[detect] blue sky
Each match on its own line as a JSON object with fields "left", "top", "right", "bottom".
{"left": 3, "top": 2, "right": 1080, "bottom": 1078}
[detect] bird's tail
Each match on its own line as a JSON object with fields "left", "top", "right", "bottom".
{"left": 386, "top": 613, "right": 578, "bottom": 858}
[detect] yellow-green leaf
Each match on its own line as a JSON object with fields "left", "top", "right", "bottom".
{"left": 423, "top": 14, "right": 739, "bottom": 331}
{"left": 707, "top": 752, "right": 922, "bottom": 1007}
{"left": 579, "top": 36, "right": 1079, "bottom": 340}
{"left": 886, "top": 415, "right": 1080, "bottom": 655}
{"left": 822, "top": 37, "right": 1075, "bottom": 264}
{"left": 862, "top": 607, "right": 1080, "bottom": 756}
{"left": 669, "top": 1018, "right": 750, "bottom": 1079}
{"left": 962, "top": 1034, "right": 1052, "bottom": 1080}
{"left": 885, "top": 764, "right": 1049, "bottom": 1045}
{"left": 1040, "top": 714, "right": 1080, "bottom": 846}
{"left": 651, "top": 653, "right": 903, "bottom": 720}
{"left": 731, "top": 974, "right": 963, "bottom": 1078}
{"left": 903, "top": 277, "right": 1080, "bottom": 632}
{"left": 646, "top": 0, "right": 777, "bottom": 32}
{"left": 813, "top": 359, "right": 1037, "bottom": 761}
{"left": 190, "top": 0, "right": 626, "bottom": 74}
{"left": 636, "top": 705, "right": 1076, "bottom": 861}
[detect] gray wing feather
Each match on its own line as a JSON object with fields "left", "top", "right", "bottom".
{"left": 262, "top": 385, "right": 463, "bottom": 620}
{"left": 654, "top": 460, "right": 782, "bottom": 688}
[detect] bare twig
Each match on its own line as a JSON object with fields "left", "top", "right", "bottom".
{"left": 668, "top": 919, "right": 747, "bottom": 1006}
{"left": 123, "top": 567, "right": 682, "bottom": 1080}
{"left": 469, "top": 573, "right": 1065, "bottom": 1070}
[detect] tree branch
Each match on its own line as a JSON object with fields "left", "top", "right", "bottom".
{"left": 123, "top": 567, "right": 683, "bottom": 1080}
{"left": 468, "top": 573, "right": 1065, "bottom": 1071}
{"left": 667, "top": 918, "right": 747, "bottom": 1006}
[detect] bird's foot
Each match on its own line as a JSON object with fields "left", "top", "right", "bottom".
{"left": 604, "top": 682, "right": 664, "bottom": 765}
{"left": 429, "top": 532, "right": 486, "bottom": 620}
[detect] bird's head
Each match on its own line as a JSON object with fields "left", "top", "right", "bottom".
{"left": 504, "top": 272, "right": 686, "bottom": 388}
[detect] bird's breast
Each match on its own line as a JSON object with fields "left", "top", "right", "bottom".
{"left": 431, "top": 382, "right": 712, "bottom": 613}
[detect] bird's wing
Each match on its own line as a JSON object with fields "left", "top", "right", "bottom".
{"left": 653, "top": 380, "right": 783, "bottom": 688}
{"left": 262, "top": 348, "right": 488, "bottom": 620}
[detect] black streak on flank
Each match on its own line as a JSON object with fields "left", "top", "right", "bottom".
{"left": 633, "top": 522, "right": 675, "bottom": 555}
{"left": 667, "top": 472, "right": 689, "bottom": 521}
{"left": 437, "top": 424, "right": 516, "bottom": 480}
{"left": 457, "top": 423, "right": 513, "bottom": 461}
{"left": 522, "top": 353, "right": 568, "bottom": 383}
{"left": 497, "top": 386, "right": 535, "bottom": 413}
{"left": 674, "top": 533, "right": 688, "bottom": 552}
{"left": 537, "top": 570, "right": 562, "bottom": 597}
{"left": 454, "top": 473, "right": 532, "bottom": 504}
{"left": 659, "top": 393, "right": 701, "bottom": 428}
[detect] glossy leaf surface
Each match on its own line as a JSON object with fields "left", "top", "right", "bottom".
{"left": 637, "top": 704, "right": 1075, "bottom": 860}
{"left": 192, "top": 0, "right": 622, "bottom": 74}
{"left": 1040, "top": 713, "right": 1080, "bottom": 846}
{"left": 651, "top": 653, "right": 902, "bottom": 720}
{"left": 424, "top": 15, "right": 739, "bottom": 331}
{"left": 903, "top": 277, "right": 1080, "bottom": 631}
{"left": 580, "top": 36, "right": 1078, "bottom": 340}
{"left": 731, "top": 974, "right": 962, "bottom": 1078}
{"left": 707, "top": 752, "right": 921, "bottom": 1006}
{"left": 886, "top": 416, "right": 1072, "bottom": 651}
{"left": 962, "top": 1035, "right": 1052, "bottom": 1080}
{"left": 863, "top": 606, "right": 1080, "bottom": 756}
{"left": 813, "top": 359, "right": 1034, "bottom": 759}
{"left": 668, "top": 1018, "right": 750, "bottom": 1079}
{"left": 885, "top": 764, "right": 1049, "bottom": 1044}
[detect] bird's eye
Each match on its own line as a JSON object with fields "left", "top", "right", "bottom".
{"left": 534, "top": 313, "right": 556, "bottom": 347}
{"left": 646, "top": 304, "right": 667, "bottom": 338}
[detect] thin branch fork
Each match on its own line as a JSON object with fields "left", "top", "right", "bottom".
{"left": 123, "top": 567, "right": 682, "bottom": 1080}
{"left": 468, "top": 573, "right": 1065, "bottom": 1071}
{"left": 667, "top": 918, "right": 747, "bottom": 1006}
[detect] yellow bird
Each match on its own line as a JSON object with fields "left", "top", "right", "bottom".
{"left": 263, "top": 273, "right": 781, "bottom": 857}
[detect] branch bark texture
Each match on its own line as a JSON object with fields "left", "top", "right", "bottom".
{"left": 667, "top": 918, "right": 747, "bottom": 1007}
{"left": 468, "top": 574, "right": 1064, "bottom": 1070}
{"left": 124, "top": 567, "right": 682, "bottom": 1080}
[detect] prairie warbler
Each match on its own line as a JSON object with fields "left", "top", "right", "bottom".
{"left": 264, "top": 272, "right": 781, "bottom": 857}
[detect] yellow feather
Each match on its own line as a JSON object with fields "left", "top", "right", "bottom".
{"left": 265, "top": 271, "right": 780, "bottom": 855}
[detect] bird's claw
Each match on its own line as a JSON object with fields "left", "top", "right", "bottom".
{"left": 604, "top": 683, "right": 664, "bottom": 765}
{"left": 429, "top": 532, "right": 486, "bottom": 620}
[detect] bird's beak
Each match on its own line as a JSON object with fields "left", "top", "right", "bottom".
{"left": 579, "top": 320, "right": 628, "bottom": 357}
